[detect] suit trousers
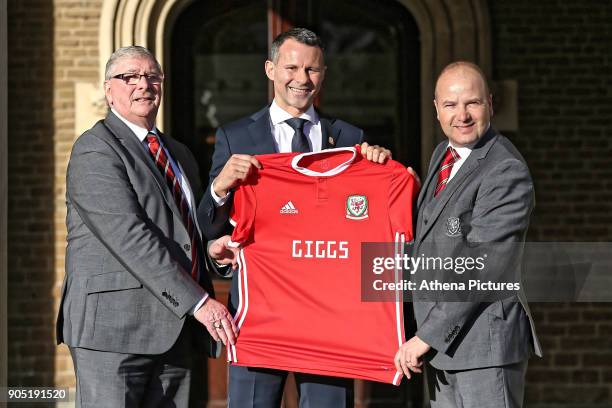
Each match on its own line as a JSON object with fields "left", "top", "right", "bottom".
{"left": 426, "top": 360, "right": 528, "bottom": 408}
{"left": 228, "top": 365, "right": 354, "bottom": 408}
{"left": 69, "top": 321, "right": 205, "bottom": 408}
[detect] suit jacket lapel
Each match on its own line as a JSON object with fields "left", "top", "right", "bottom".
{"left": 417, "top": 143, "right": 447, "bottom": 210}
{"left": 158, "top": 132, "right": 216, "bottom": 295}
{"left": 253, "top": 106, "right": 339, "bottom": 151}
{"left": 417, "top": 157, "right": 481, "bottom": 240}
{"left": 417, "top": 128, "right": 498, "bottom": 241}
{"left": 103, "top": 112, "right": 183, "bottom": 220}
{"left": 159, "top": 132, "right": 200, "bottom": 214}
{"left": 320, "top": 117, "right": 340, "bottom": 149}
{"left": 159, "top": 132, "right": 196, "bottom": 191}
{"left": 248, "top": 106, "right": 277, "bottom": 153}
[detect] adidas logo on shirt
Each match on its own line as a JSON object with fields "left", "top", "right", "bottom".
{"left": 280, "top": 201, "right": 299, "bottom": 214}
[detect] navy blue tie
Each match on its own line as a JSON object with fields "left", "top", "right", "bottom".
{"left": 285, "top": 118, "right": 310, "bottom": 153}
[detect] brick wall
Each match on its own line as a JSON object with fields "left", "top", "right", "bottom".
{"left": 51, "top": 0, "right": 103, "bottom": 387}
{"left": 7, "top": 0, "right": 102, "bottom": 388}
{"left": 7, "top": 0, "right": 56, "bottom": 387}
{"left": 490, "top": 0, "right": 612, "bottom": 242}
{"left": 490, "top": 0, "right": 612, "bottom": 405}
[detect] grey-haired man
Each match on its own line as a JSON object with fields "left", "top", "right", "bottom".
{"left": 57, "top": 46, "right": 235, "bottom": 407}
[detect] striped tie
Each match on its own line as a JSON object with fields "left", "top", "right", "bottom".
{"left": 146, "top": 132, "right": 200, "bottom": 282}
{"left": 434, "top": 146, "right": 460, "bottom": 197}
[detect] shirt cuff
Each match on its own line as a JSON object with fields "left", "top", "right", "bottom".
{"left": 190, "top": 293, "right": 209, "bottom": 315}
{"left": 210, "top": 182, "right": 231, "bottom": 207}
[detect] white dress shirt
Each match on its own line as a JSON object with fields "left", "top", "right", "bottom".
{"left": 111, "top": 109, "right": 197, "bottom": 213}
{"left": 446, "top": 124, "right": 491, "bottom": 181}
{"left": 211, "top": 100, "right": 323, "bottom": 205}
{"left": 269, "top": 100, "right": 322, "bottom": 153}
{"left": 447, "top": 144, "right": 472, "bottom": 182}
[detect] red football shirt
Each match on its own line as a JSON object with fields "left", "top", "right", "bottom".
{"left": 227, "top": 147, "right": 417, "bottom": 384}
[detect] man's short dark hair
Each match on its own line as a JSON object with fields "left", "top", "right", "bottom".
{"left": 269, "top": 28, "right": 325, "bottom": 63}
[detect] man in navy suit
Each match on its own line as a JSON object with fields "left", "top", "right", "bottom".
{"left": 199, "top": 28, "right": 390, "bottom": 408}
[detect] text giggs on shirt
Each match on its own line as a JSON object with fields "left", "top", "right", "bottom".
{"left": 291, "top": 240, "right": 349, "bottom": 259}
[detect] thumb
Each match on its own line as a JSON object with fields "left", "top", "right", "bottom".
{"left": 407, "top": 166, "right": 421, "bottom": 188}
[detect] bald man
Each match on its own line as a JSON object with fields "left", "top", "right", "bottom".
{"left": 394, "top": 62, "right": 542, "bottom": 408}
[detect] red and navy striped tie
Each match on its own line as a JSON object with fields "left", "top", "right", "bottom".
{"left": 146, "top": 132, "right": 200, "bottom": 282}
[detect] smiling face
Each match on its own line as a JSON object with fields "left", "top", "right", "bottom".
{"left": 434, "top": 66, "right": 493, "bottom": 147}
{"left": 265, "top": 38, "right": 326, "bottom": 117}
{"left": 104, "top": 56, "right": 162, "bottom": 129}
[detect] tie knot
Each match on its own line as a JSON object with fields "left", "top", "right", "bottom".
{"left": 434, "top": 146, "right": 460, "bottom": 197}
{"left": 442, "top": 146, "right": 460, "bottom": 165}
{"left": 285, "top": 117, "right": 308, "bottom": 131}
{"left": 146, "top": 131, "right": 158, "bottom": 144}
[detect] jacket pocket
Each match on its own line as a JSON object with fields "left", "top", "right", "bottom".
{"left": 86, "top": 270, "right": 142, "bottom": 294}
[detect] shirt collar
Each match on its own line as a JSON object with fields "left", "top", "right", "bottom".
{"left": 447, "top": 123, "right": 490, "bottom": 158}
{"left": 448, "top": 143, "right": 473, "bottom": 160}
{"left": 111, "top": 108, "right": 157, "bottom": 142}
{"left": 269, "top": 100, "right": 318, "bottom": 125}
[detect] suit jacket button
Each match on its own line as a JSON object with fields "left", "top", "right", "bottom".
{"left": 184, "top": 244, "right": 190, "bottom": 251}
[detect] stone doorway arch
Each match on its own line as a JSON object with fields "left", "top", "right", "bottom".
{"left": 83, "top": 0, "right": 491, "bottom": 173}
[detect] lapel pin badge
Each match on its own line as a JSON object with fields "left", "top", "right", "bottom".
{"left": 445, "top": 217, "right": 462, "bottom": 237}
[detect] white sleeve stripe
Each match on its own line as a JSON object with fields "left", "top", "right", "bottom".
{"left": 237, "top": 250, "right": 250, "bottom": 330}
{"left": 229, "top": 249, "right": 250, "bottom": 363}
{"left": 229, "top": 248, "right": 247, "bottom": 363}
{"left": 395, "top": 232, "right": 406, "bottom": 349}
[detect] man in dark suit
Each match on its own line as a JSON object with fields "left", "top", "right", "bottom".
{"left": 394, "top": 62, "right": 542, "bottom": 407}
{"left": 199, "top": 28, "right": 389, "bottom": 408}
{"left": 57, "top": 46, "right": 236, "bottom": 407}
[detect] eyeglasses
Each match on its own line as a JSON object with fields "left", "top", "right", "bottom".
{"left": 112, "top": 73, "right": 164, "bottom": 85}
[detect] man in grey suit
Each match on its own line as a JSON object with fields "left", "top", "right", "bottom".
{"left": 394, "top": 61, "right": 542, "bottom": 407}
{"left": 56, "top": 46, "right": 237, "bottom": 407}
